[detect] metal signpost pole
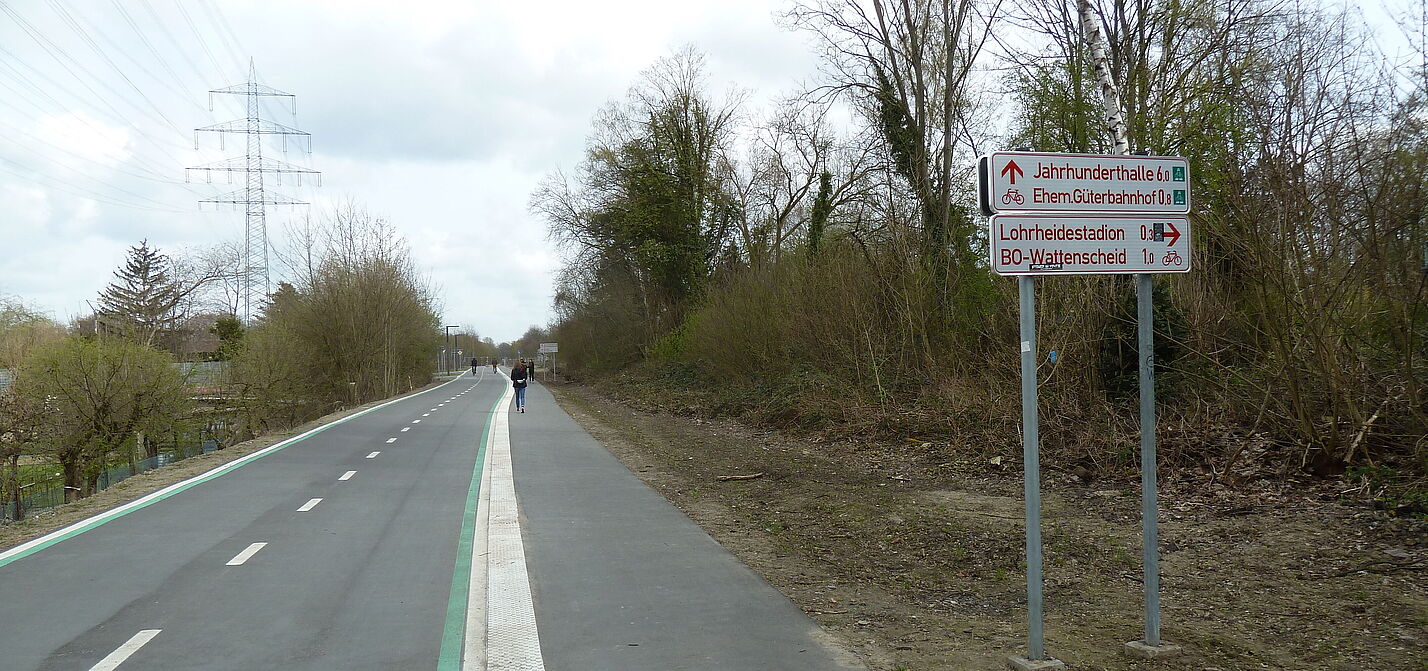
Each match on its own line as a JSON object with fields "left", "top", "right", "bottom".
{"left": 1137, "top": 274, "right": 1161, "bottom": 647}
{"left": 1020, "top": 276, "right": 1045, "bottom": 660}
{"left": 1077, "top": 0, "right": 1181, "bottom": 657}
{"left": 1008, "top": 276, "right": 1062, "bottom": 670}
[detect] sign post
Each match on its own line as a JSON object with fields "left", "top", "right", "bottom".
{"left": 1071, "top": 2, "right": 1183, "bottom": 657}
{"left": 539, "top": 342, "right": 558, "bottom": 380}
{"left": 982, "top": 151, "right": 1190, "bottom": 670}
{"left": 1017, "top": 275, "right": 1048, "bottom": 664}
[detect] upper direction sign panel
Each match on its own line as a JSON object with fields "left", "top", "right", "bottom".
{"left": 981, "top": 152, "right": 1190, "bottom": 215}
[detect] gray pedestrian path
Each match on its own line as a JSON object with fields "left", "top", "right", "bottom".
{"left": 510, "top": 379, "right": 865, "bottom": 671}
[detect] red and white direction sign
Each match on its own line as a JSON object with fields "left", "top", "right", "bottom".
{"left": 981, "top": 151, "right": 1190, "bottom": 215}
{"left": 990, "top": 213, "right": 1191, "bottom": 275}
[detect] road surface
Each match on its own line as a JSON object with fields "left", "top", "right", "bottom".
{"left": 0, "top": 369, "right": 861, "bottom": 670}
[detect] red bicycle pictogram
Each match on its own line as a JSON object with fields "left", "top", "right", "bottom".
{"left": 1161, "top": 250, "right": 1183, "bottom": 266}
{"left": 1001, "top": 189, "right": 1025, "bottom": 206}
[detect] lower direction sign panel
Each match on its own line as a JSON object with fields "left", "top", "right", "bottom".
{"left": 990, "top": 213, "right": 1191, "bottom": 275}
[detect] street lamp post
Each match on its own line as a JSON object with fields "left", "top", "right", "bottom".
{"left": 444, "top": 325, "right": 459, "bottom": 375}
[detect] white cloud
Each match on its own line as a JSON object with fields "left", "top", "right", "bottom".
{"left": 0, "top": 0, "right": 824, "bottom": 342}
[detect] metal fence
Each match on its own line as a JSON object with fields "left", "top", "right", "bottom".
{"left": 0, "top": 361, "right": 231, "bottom": 521}
{"left": 2, "top": 436, "right": 221, "bottom": 522}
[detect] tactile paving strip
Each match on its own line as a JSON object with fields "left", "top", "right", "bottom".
{"left": 478, "top": 395, "right": 546, "bottom": 670}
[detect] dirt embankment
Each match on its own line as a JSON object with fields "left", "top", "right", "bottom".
{"left": 549, "top": 383, "right": 1427, "bottom": 671}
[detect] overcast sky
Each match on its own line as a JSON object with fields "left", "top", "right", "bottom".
{"left": 0, "top": 0, "right": 823, "bottom": 343}
{"left": 0, "top": 0, "right": 1417, "bottom": 343}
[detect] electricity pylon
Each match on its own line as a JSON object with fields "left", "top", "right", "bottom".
{"left": 189, "top": 60, "right": 320, "bottom": 322}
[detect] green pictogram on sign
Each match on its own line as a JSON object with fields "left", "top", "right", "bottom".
{"left": 1172, "top": 166, "right": 1185, "bottom": 181}
{"left": 1173, "top": 190, "right": 1187, "bottom": 205}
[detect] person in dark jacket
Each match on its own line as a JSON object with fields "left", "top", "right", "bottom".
{"left": 470, "top": 357, "right": 478, "bottom": 375}
{"left": 511, "top": 361, "right": 529, "bottom": 413}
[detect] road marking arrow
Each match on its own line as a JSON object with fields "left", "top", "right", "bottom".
{"left": 1000, "top": 159, "right": 1024, "bottom": 185}
{"left": 1165, "top": 221, "right": 1181, "bottom": 247}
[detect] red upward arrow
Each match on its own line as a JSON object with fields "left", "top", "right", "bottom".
{"left": 1164, "top": 221, "right": 1181, "bottom": 247}
{"left": 1000, "top": 159, "right": 1024, "bottom": 185}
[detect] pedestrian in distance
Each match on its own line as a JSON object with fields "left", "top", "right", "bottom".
{"left": 511, "top": 361, "right": 529, "bottom": 413}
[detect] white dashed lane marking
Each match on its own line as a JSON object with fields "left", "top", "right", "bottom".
{"left": 367, "top": 452, "right": 380, "bottom": 458}
{"left": 226, "top": 543, "right": 267, "bottom": 566}
{"left": 412, "top": 420, "right": 421, "bottom": 424}
{"left": 297, "top": 498, "right": 322, "bottom": 512}
{"left": 387, "top": 438, "right": 397, "bottom": 443}
{"left": 401, "top": 427, "right": 411, "bottom": 432}
{"left": 89, "top": 629, "right": 161, "bottom": 671}
{"left": 339, "top": 471, "right": 356, "bottom": 481}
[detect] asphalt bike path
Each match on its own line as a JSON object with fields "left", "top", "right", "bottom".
{"left": 0, "top": 372, "right": 499, "bottom": 670}
{"left": 511, "top": 377, "right": 862, "bottom": 670}
{"left": 0, "top": 368, "right": 861, "bottom": 670}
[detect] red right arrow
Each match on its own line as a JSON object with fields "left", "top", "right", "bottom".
{"left": 1000, "top": 159, "right": 1023, "bottom": 185}
{"left": 1164, "top": 221, "right": 1181, "bottom": 247}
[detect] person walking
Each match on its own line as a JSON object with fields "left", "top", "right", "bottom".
{"left": 511, "top": 361, "right": 529, "bottom": 413}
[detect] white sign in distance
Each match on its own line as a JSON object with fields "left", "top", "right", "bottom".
{"left": 990, "top": 213, "right": 1191, "bottom": 275}
{"left": 980, "top": 151, "right": 1190, "bottom": 215}
{"left": 538, "top": 342, "right": 558, "bottom": 353}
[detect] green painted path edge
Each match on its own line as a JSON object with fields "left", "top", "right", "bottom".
{"left": 0, "top": 374, "right": 471, "bottom": 569}
{"left": 437, "top": 387, "right": 503, "bottom": 669}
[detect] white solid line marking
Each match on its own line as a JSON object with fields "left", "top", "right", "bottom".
{"left": 226, "top": 542, "right": 267, "bottom": 566}
{"left": 339, "top": 470, "right": 356, "bottom": 481}
{"left": 297, "top": 498, "right": 322, "bottom": 512}
{"left": 401, "top": 427, "right": 410, "bottom": 432}
{"left": 386, "top": 438, "right": 397, "bottom": 443}
{"left": 412, "top": 419, "right": 421, "bottom": 424}
{"left": 89, "top": 629, "right": 161, "bottom": 671}
{"left": 367, "top": 451, "right": 380, "bottom": 458}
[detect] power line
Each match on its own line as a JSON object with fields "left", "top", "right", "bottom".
{"left": 0, "top": 101, "right": 204, "bottom": 190}
{"left": 135, "top": 0, "right": 216, "bottom": 88}
{"left": 110, "top": 0, "right": 212, "bottom": 108}
{"left": 0, "top": 139, "right": 194, "bottom": 207}
{"left": 0, "top": 3, "right": 191, "bottom": 144}
{"left": 0, "top": 156, "right": 190, "bottom": 213}
{"left": 0, "top": 51, "right": 200, "bottom": 177}
{"left": 41, "top": 0, "right": 191, "bottom": 134}
{"left": 197, "top": 0, "right": 247, "bottom": 75}
{"left": 172, "top": 0, "right": 228, "bottom": 80}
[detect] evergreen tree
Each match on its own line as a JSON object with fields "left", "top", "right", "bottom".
{"left": 96, "top": 240, "right": 181, "bottom": 346}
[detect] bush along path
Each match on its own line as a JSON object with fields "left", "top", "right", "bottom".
{"left": 548, "top": 382, "right": 1427, "bottom": 671}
